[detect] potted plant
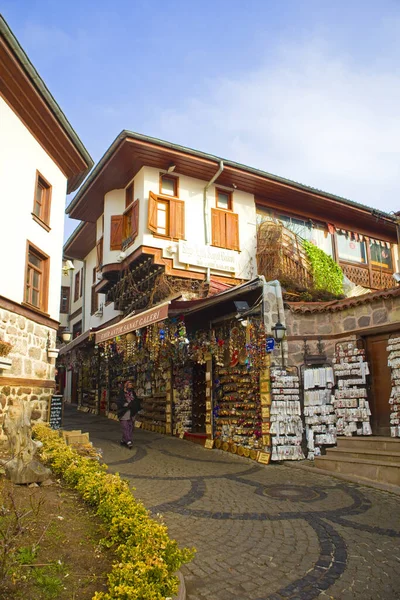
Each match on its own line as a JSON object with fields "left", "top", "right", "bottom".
{"left": 0, "top": 337, "right": 13, "bottom": 370}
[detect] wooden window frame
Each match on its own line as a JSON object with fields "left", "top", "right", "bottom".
{"left": 60, "top": 286, "right": 70, "bottom": 314}
{"left": 110, "top": 215, "right": 124, "bottom": 251}
{"left": 122, "top": 199, "right": 139, "bottom": 249}
{"left": 74, "top": 270, "right": 80, "bottom": 302}
{"left": 215, "top": 187, "right": 233, "bottom": 211}
{"left": 336, "top": 232, "right": 367, "bottom": 266}
{"left": 90, "top": 284, "right": 99, "bottom": 315}
{"left": 148, "top": 191, "right": 185, "bottom": 241}
{"left": 96, "top": 237, "right": 103, "bottom": 271}
{"left": 32, "top": 171, "right": 52, "bottom": 231}
{"left": 23, "top": 241, "right": 50, "bottom": 314}
{"left": 369, "top": 240, "right": 394, "bottom": 271}
{"left": 159, "top": 173, "right": 179, "bottom": 197}
{"left": 125, "top": 182, "right": 134, "bottom": 208}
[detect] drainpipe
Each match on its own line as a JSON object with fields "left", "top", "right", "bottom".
{"left": 204, "top": 160, "right": 224, "bottom": 282}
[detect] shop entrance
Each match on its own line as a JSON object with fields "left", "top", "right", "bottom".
{"left": 192, "top": 363, "right": 206, "bottom": 433}
{"left": 365, "top": 333, "right": 393, "bottom": 436}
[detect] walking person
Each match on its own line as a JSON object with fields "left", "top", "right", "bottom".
{"left": 117, "top": 381, "right": 140, "bottom": 448}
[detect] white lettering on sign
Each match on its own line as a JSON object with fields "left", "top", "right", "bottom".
{"left": 95, "top": 302, "right": 169, "bottom": 343}
{"left": 178, "top": 240, "right": 236, "bottom": 273}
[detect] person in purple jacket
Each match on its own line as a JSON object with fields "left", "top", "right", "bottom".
{"left": 116, "top": 381, "right": 141, "bottom": 448}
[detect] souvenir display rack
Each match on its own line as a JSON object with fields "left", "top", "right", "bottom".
{"left": 333, "top": 340, "right": 372, "bottom": 436}
{"left": 270, "top": 365, "right": 304, "bottom": 461}
{"left": 138, "top": 359, "right": 171, "bottom": 433}
{"left": 301, "top": 340, "right": 336, "bottom": 459}
{"left": 172, "top": 363, "right": 193, "bottom": 436}
{"left": 386, "top": 335, "right": 400, "bottom": 437}
{"left": 78, "top": 350, "right": 100, "bottom": 414}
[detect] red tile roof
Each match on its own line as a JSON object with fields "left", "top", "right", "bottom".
{"left": 287, "top": 286, "right": 400, "bottom": 313}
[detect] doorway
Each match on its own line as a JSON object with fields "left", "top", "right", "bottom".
{"left": 365, "top": 333, "right": 394, "bottom": 436}
{"left": 192, "top": 363, "right": 206, "bottom": 433}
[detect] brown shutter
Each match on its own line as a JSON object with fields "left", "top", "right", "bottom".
{"left": 96, "top": 238, "right": 103, "bottom": 268}
{"left": 110, "top": 215, "right": 123, "bottom": 250}
{"left": 211, "top": 208, "right": 226, "bottom": 247}
{"left": 225, "top": 212, "right": 239, "bottom": 251}
{"left": 131, "top": 200, "right": 139, "bottom": 240}
{"left": 148, "top": 191, "right": 159, "bottom": 233}
{"left": 170, "top": 199, "right": 185, "bottom": 240}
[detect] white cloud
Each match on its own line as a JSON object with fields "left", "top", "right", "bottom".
{"left": 155, "top": 40, "right": 400, "bottom": 214}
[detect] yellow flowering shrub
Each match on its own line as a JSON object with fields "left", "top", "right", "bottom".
{"left": 33, "top": 424, "right": 194, "bottom": 600}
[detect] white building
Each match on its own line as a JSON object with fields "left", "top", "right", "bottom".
{"left": 0, "top": 16, "right": 92, "bottom": 426}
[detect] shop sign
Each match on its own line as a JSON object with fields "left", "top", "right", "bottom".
{"left": 257, "top": 451, "right": 271, "bottom": 465}
{"left": 266, "top": 338, "right": 275, "bottom": 352}
{"left": 178, "top": 240, "right": 236, "bottom": 273}
{"left": 204, "top": 439, "right": 214, "bottom": 449}
{"left": 95, "top": 302, "right": 169, "bottom": 343}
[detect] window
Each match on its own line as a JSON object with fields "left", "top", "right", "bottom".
{"left": 73, "top": 271, "right": 80, "bottom": 302}
{"left": 279, "top": 214, "right": 333, "bottom": 257}
{"left": 96, "top": 237, "right": 103, "bottom": 270}
{"left": 24, "top": 243, "right": 49, "bottom": 312}
{"left": 72, "top": 320, "right": 82, "bottom": 338}
{"left": 60, "top": 286, "right": 70, "bottom": 314}
{"left": 123, "top": 200, "right": 139, "bottom": 247}
{"left": 91, "top": 268, "right": 98, "bottom": 315}
{"left": 159, "top": 174, "right": 178, "bottom": 197}
{"left": 370, "top": 241, "right": 393, "bottom": 270}
{"left": 211, "top": 208, "right": 239, "bottom": 251}
{"left": 110, "top": 215, "right": 123, "bottom": 251}
{"left": 216, "top": 188, "right": 232, "bottom": 210}
{"left": 32, "top": 171, "right": 52, "bottom": 229}
{"left": 125, "top": 182, "right": 134, "bottom": 208}
{"left": 337, "top": 233, "right": 366, "bottom": 264}
{"left": 148, "top": 191, "right": 185, "bottom": 240}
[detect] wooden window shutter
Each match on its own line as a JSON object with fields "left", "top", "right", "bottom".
{"left": 211, "top": 208, "right": 226, "bottom": 247}
{"left": 110, "top": 216, "right": 123, "bottom": 250}
{"left": 148, "top": 192, "right": 158, "bottom": 233}
{"left": 131, "top": 200, "right": 139, "bottom": 239}
{"left": 170, "top": 199, "right": 185, "bottom": 240}
{"left": 96, "top": 238, "right": 103, "bottom": 268}
{"left": 225, "top": 212, "right": 239, "bottom": 251}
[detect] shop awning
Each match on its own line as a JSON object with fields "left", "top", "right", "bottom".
{"left": 58, "top": 329, "right": 92, "bottom": 356}
{"left": 95, "top": 301, "right": 170, "bottom": 344}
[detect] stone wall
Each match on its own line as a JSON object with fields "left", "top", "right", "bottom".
{"left": 285, "top": 293, "right": 400, "bottom": 368}
{"left": 0, "top": 307, "right": 57, "bottom": 438}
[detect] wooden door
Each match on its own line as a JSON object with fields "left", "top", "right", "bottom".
{"left": 365, "top": 333, "right": 393, "bottom": 436}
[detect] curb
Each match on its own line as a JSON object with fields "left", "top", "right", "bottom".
{"left": 283, "top": 460, "right": 400, "bottom": 496}
{"left": 173, "top": 570, "right": 186, "bottom": 600}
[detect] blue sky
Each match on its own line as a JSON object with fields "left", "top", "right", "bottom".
{"left": 2, "top": 1, "right": 400, "bottom": 239}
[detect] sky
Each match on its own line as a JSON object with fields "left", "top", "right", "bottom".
{"left": 2, "top": 0, "right": 400, "bottom": 240}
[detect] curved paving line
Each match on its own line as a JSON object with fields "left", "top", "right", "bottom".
{"left": 157, "top": 448, "right": 246, "bottom": 465}
{"left": 107, "top": 445, "right": 148, "bottom": 466}
{"left": 260, "top": 516, "right": 347, "bottom": 600}
{"left": 326, "top": 515, "right": 400, "bottom": 538}
{"left": 150, "top": 479, "right": 207, "bottom": 513}
{"left": 112, "top": 465, "right": 262, "bottom": 481}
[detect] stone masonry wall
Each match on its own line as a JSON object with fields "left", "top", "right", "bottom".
{"left": 0, "top": 307, "right": 57, "bottom": 439}
{"left": 285, "top": 294, "right": 400, "bottom": 368}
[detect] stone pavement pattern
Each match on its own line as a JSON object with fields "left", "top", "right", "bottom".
{"left": 64, "top": 407, "right": 400, "bottom": 600}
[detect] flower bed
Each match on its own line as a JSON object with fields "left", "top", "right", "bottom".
{"left": 33, "top": 424, "right": 194, "bottom": 600}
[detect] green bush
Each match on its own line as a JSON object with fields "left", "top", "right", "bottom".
{"left": 33, "top": 424, "right": 194, "bottom": 600}
{"left": 303, "top": 240, "right": 344, "bottom": 296}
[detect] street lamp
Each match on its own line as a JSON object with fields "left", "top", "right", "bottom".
{"left": 272, "top": 322, "right": 286, "bottom": 345}
{"left": 61, "top": 330, "right": 73, "bottom": 344}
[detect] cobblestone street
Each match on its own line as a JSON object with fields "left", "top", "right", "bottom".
{"left": 64, "top": 407, "right": 400, "bottom": 600}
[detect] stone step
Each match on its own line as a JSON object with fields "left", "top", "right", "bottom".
{"left": 337, "top": 436, "right": 400, "bottom": 452}
{"left": 314, "top": 455, "right": 400, "bottom": 486}
{"left": 326, "top": 447, "right": 400, "bottom": 463}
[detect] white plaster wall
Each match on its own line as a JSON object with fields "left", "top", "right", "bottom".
{"left": 83, "top": 246, "right": 120, "bottom": 331}
{"left": 69, "top": 259, "right": 84, "bottom": 325}
{"left": 0, "top": 97, "right": 67, "bottom": 321}
{"left": 141, "top": 167, "right": 257, "bottom": 279}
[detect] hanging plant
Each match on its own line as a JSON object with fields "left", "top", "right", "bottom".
{"left": 303, "top": 240, "right": 344, "bottom": 296}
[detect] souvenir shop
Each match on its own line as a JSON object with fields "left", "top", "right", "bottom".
{"left": 62, "top": 288, "right": 400, "bottom": 467}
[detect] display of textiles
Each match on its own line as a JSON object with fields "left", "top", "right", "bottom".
{"left": 387, "top": 337, "right": 400, "bottom": 438}
{"left": 303, "top": 366, "right": 336, "bottom": 460}
{"left": 270, "top": 368, "right": 304, "bottom": 461}
{"left": 333, "top": 341, "right": 372, "bottom": 436}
